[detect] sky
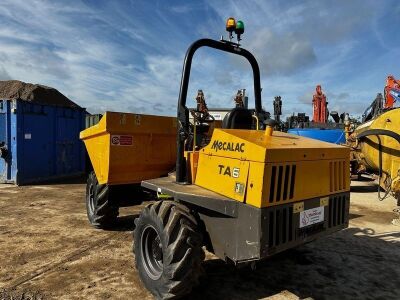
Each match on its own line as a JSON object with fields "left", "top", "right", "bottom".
{"left": 0, "top": 0, "right": 399, "bottom": 118}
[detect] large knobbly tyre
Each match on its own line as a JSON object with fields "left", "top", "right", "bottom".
{"left": 133, "top": 201, "right": 204, "bottom": 299}
{"left": 86, "top": 171, "right": 119, "bottom": 228}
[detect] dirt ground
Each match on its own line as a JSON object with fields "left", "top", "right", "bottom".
{"left": 0, "top": 178, "right": 399, "bottom": 300}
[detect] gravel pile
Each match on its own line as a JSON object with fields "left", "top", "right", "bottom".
{"left": 0, "top": 80, "right": 80, "bottom": 108}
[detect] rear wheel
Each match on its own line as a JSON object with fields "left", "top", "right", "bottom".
{"left": 133, "top": 201, "right": 204, "bottom": 299}
{"left": 86, "top": 171, "right": 119, "bottom": 228}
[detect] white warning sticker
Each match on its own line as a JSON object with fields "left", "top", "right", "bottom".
{"left": 24, "top": 133, "right": 32, "bottom": 139}
{"left": 111, "top": 135, "right": 133, "bottom": 146}
{"left": 299, "top": 206, "right": 324, "bottom": 228}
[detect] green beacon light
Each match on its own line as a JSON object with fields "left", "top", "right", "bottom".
{"left": 235, "top": 20, "right": 244, "bottom": 42}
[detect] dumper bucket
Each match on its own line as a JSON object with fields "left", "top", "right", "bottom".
{"left": 80, "top": 112, "right": 177, "bottom": 185}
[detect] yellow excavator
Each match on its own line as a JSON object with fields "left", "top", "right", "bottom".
{"left": 132, "top": 18, "right": 350, "bottom": 299}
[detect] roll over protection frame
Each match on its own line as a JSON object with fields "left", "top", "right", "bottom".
{"left": 176, "top": 38, "right": 263, "bottom": 183}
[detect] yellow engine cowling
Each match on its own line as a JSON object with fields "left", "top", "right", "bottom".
{"left": 351, "top": 108, "right": 400, "bottom": 196}
{"left": 194, "top": 128, "right": 350, "bottom": 208}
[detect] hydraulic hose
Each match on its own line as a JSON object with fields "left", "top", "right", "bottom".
{"left": 356, "top": 129, "right": 400, "bottom": 200}
{"left": 356, "top": 129, "right": 400, "bottom": 144}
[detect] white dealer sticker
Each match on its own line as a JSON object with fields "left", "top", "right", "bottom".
{"left": 300, "top": 206, "right": 324, "bottom": 228}
{"left": 210, "top": 113, "right": 222, "bottom": 120}
{"left": 111, "top": 135, "right": 133, "bottom": 146}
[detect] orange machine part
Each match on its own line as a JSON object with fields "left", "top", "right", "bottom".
{"left": 312, "top": 85, "right": 328, "bottom": 123}
{"left": 384, "top": 75, "right": 400, "bottom": 108}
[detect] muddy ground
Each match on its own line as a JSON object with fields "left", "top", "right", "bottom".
{"left": 0, "top": 178, "right": 399, "bottom": 300}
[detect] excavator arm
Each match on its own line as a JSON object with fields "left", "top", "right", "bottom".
{"left": 312, "top": 84, "right": 328, "bottom": 123}
{"left": 384, "top": 75, "right": 400, "bottom": 108}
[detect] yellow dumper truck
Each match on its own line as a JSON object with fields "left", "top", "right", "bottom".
{"left": 81, "top": 19, "right": 350, "bottom": 299}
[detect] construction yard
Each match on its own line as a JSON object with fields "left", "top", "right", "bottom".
{"left": 1, "top": 2, "right": 399, "bottom": 299}
{"left": 0, "top": 178, "right": 399, "bottom": 300}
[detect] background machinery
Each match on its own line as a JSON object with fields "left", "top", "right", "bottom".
{"left": 287, "top": 85, "right": 346, "bottom": 144}
{"left": 312, "top": 85, "right": 328, "bottom": 123}
{"left": 384, "top": 75, "right": 400, "bottom": 109}
{"left": 272, "top": 95, "right": 285, "bottom": 131}
{"left": 363, "top": 75, "right": 400, "bottom": 122}
{"left": 133, "top": 19, "right": 350, "bottom": 299}
{"left": 348, "top": 75, "right": 400, "bottom": 224}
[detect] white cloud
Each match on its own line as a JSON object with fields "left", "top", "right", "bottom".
{"left": 0, "top": 0, "right": 396, "bottom": 119}
{"left": 0, "top": 66, "right": 11, "bottom": 80}
{"left": 248, "top": 29, "right": 316, "bottom": 75}
{"left": 0, "top": 0, "right": 204, "bottom": 114}
{"left": 170, "top": 4, "right": 195, "bottom": 14}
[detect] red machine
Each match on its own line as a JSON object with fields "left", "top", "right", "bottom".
{"left": 312, "top": 85, "right": 328, "bottom": 123}
{"left": 384, "top": 75, "right": 400, "bottom": 108}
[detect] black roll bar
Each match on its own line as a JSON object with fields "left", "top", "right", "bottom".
{"left": 176, "top": 38, "right": 262, "bottom": 183}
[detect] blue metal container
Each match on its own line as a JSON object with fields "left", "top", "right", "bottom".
{"left": 287, "top": 128, "right": 345, "bottom": 144}
{"left": 0, "top": 99, "right": 85, "bottom": 185}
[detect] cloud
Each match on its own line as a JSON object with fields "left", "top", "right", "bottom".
{"left": 0, "top": 0, "right": 222, "bottom": 114}
{"left": 170, "top": 4, "right": 195, "bottom": 14}
{"left": 0, "top": 66, "right": 11, "bottom": 80}
{"left": 0, "top": 0, "right": 397, "bottom": 119}
{"left": 327, "top": 92, "right": 350, "bottom": 101}
{"left": 116, "top": 55, "right": 182, "bottom": 114}
{"left": 281, "top": 1, "right": 376, "bottom": 44}
{"left": 0, "top": 0, "right": 171, "bottom": 114}
{"left": 248, "top": 29, "right": 316, "bottom": 75}
{"left": 205, "top": 0, "right": 382, "bottom": 78}
{"left": 298, "top": 91, "right": 314, "bottom": 105}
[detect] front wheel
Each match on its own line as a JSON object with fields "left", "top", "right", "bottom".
{"left": 133, "top": 201, "right": 204, "bottom": 299}
{"left": 86, "top": 171, "right": 119, "bottom": 228}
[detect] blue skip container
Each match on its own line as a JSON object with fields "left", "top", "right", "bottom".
{"left": 287, "top": 128, "right": 345, "bottom": 144}
{"left": 0, "top": 99, "right": 86, "bottom": 185}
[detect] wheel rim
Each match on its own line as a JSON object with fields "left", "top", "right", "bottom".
{"left": 88, "top": 183, "right": 96, "bottom": 215}
{"left": 141, "top": 224, "right": 163, "bottom": 280}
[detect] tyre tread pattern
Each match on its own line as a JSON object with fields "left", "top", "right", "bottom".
{"left": 86, "top": 171, "right": 119, "bottom": 228}
{"left": 135, "top": 200, "right": 204, "bottom": 299}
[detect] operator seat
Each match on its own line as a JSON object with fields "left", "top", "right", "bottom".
{"left": 222, "top": 107, "right": 253, "bottom": 129}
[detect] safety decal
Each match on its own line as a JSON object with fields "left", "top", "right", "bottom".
{"left": 300, "top": 206, "right": 324, "bottom": 228}
{"left": 111, "top": 135, "right": 133, "bottom": 146}
{"left": 234, "top": 182, "right": 245, "bottom": 195}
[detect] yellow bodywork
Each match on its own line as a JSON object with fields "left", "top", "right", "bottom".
{"left": 351, "top": 108, "right": 400, "bottom": 195}
{"left": 194, "top": 128, "right": 350, "bottom": 208}
{"left": 80, "top": 112, "right": 177, "bottom": 185}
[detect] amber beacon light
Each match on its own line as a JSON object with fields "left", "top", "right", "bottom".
{"left": 225, "top": 18, "right": 244, "bottom": 43}
{"left": 226, "top": 17, "right": 236, "bottom": 32}
{"left": 226, "top": 17, "right": 236, "bottom": 40}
